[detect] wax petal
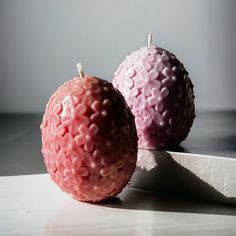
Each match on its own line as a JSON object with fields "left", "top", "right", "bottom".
{"left": 160, "top": 87, "right": 169, "bottom": 97}
{"left": 124, "top": 78, "right": 134, "bottom": 88}
{"left": 126, "top": 68, "right": 135, "bottom": 78}
{"left": 143, "top": 61, "right": 152, "bottom": 71}
{"left": 150, "top": 79, "right": 161, "bottom": 89}
{"left": 147, "top": 96, "right": 158, "bottom": 106}
{"left": 149, "top": 70, "right": 159, "bottom": 80}
{"left": 143, "top": 84, "right": 151, "bottom": 97}
{"left": 130, "top": 87, "right": 139, "bottom": 97}
{"left": 151, "top": 87, "right": 160, "bottom": 97}
{"left": 135, "top": 78, "right": 146, "bottom": 88}
{"left": 139, "top": 69, "right": 149, "bottom": 78}
{"left": 153, "top": 112, "right": 162, "bottom": 124}
{"left": 143, "top": 115, "right": 152, "bottom": 127}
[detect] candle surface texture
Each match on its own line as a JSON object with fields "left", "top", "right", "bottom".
{"left": 113, "top": 45, "right": 195, "bottom": 149}
{"left": 41, "top": 76, "right": 137, "bottom": 202}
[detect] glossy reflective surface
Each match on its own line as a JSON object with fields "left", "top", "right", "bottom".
{"left": 1, "top": 174, "right": 236, "bottom": 236}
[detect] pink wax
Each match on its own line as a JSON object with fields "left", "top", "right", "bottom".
{"left": 113, "top": 45, "right": 195, "bottom": 149}
{"left": 41, "top": 75, "right": 137, "bottom": 202}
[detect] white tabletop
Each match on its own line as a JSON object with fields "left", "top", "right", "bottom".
{"left": 1, "top": 174, "right": 236, "bottom": 236}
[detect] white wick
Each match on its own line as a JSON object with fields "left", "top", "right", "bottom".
{"left": 77, "top": 63, "right": 84, "bottom": 78}
{"left": 147, "top": 34, "right": 152, "bottom": 47}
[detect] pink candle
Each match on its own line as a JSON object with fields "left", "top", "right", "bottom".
{"left": 41, "top": 64, "right": 137, "bottom": 202}
{"left": 113, "top": 35, "right": 195, "bottom": 149}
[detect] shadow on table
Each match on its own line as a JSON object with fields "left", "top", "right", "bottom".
{"left": 99, "top": 151, "right": 236, "bottom": 216}
{"left": 99, "top": 189, "right": 236, "bottom": 216}
{"left": 166, "top": 144, "right": 187, "bottom": 153}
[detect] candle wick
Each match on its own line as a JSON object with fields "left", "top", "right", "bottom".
{"left": 147, "top": 34, "right": 152, "bottom": 47}
{"left": 77, "top": 63, "right": 84, "bottom": 78}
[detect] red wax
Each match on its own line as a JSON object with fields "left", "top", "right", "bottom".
{"left": 41, "top": 76, "right": 137, "bottom": 202}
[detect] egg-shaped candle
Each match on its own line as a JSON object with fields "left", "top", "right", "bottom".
{"left": 113, "top": 35, "right": 195, "bottom": 149}
{"left": 41, "top": 64, "right": 138, "bottom": 202}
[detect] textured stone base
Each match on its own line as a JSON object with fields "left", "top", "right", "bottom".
{"left": 130, "top": 149, "right": 236, "bottom": 205}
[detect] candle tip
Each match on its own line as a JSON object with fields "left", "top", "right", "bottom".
{"left": 147, "top": 34, "right": 152, "bottom": 47}
{"left": 77, "top": 63, "right": 84, "bottom": 78}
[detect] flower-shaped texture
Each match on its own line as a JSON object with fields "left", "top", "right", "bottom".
{"left": 113, "top": 46, "right": 195, "bottom": 149}
{"left": 41, "top": 76, "right": 138, "bottom": 202}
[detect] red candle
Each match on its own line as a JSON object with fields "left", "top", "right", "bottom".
{"left": 41, "top": 64, "right": 138, "bottom": 202}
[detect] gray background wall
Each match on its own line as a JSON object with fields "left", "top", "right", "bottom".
{"left": 0, "top": 0, "right": 236, "bottom": 113}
